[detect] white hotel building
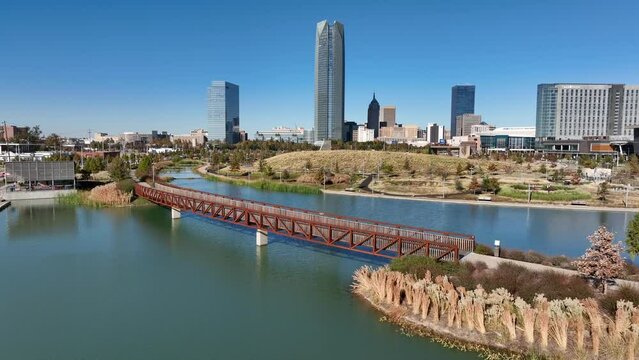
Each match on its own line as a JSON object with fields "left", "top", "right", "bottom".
{"left": 536, "top": 83, "right": 639, "bottom": 140}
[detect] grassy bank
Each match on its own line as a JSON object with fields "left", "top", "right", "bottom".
{"left": 201, "top": 172, "right": 322, "bottom": 195}
{"left": 499, "top": 185, "right": 591, "bottom": 202}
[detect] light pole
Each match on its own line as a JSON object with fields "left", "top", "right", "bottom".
{"left": 152, "top": 164, "right": 155, "bottom": 187}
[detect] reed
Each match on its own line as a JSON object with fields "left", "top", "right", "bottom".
{"left": 351, "top": 265, "right": 639, "bottom": 359}
{"left": 515, "top": 297, "right": 536, "bottom": 344}
{"left": 583, "top": 298, "right": 602, "bottom": 355}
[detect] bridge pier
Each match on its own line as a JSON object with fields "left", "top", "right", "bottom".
{"left": 171, "top": 208, "right": 181, "bottom": 219}
{"left": 256, "top": 229, "right": 268, "bottom": 246}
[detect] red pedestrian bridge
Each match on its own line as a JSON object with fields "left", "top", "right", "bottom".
{"left": 135, "top": 182, "right": 476, "bottom": 261}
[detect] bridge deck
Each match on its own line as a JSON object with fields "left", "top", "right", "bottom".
{"left": 136, "top": 182, "right": 475, "bottom": 260}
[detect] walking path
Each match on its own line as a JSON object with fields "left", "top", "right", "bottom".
{"left": 462, "top": 252, "right": 639, "bottom": 290}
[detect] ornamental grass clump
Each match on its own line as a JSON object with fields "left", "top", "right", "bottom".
{"left": 88, "top": 182, "right": 132, "bottom": 206}
{"left": 351, "top": 262, "right": 639, "bottom": 359}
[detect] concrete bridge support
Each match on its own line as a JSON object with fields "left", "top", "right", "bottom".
{"left": 171, "top": 208, "right": 181, "bottom": 219}
{"left": 256, "top": 229, "right": 268, "bottom": 246}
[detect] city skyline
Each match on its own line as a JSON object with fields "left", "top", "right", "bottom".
{"left": 1, "top": 0, "right": 639, "bottom": 137}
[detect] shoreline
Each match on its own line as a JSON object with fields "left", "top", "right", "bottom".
{"left": 194, "top": 164, "right": 638, "bottom": 213}
{"left": 322, "top": 188, "right": 639, "bottom": 213}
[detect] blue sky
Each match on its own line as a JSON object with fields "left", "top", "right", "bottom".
{"left": 1, "top": 0, "right": 638, "bottom": 138}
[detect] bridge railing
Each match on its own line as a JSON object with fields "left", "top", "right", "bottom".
{"left": 144, "top": 182, "right": 475, "bottom": 253}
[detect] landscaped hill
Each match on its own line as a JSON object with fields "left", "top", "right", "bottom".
{"left": 264, "top": 150, "right": 468, "bottom": 174}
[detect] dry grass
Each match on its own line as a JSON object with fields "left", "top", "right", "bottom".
{"left": 265, "top": 150, "right": 468, "bottom": 174}
{"left": 88, "top": 182, "right": 132, "bottom": 206}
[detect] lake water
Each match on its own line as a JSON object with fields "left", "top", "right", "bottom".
{"left": 0, "top": 169, "right": 634, "bottom": 359}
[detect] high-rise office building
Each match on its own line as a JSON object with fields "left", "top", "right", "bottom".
{"left": 450, "top": 85, "right": 476, "bottom": 136}
{"left": 314, "top": 20, "right": 345, "bottom": 141}
{"left": 380, "top": 106, "right": 396, "bottom": 128}
{"left": 455, "top": 114, "right": 482, "bottom": 136}
{"left": 367, "top": 93, "right": 380, "bottom": 137}
{"left": 536, "top": 83, "right": 639, "bottom": 140}
{"left": 208, "top": 81, "right": 240, "bottom": 144}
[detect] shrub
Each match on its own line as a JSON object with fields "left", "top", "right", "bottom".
{"left": 116, "top": 178, "right": 136, "bottom": 194}
{"left": 475, "top": 263, "right": 594, "bottom": 303}
{"left": 474, "top": 243, "right": 493, "bottom": 255}
{"left": 600, "top": 285, "right": 639, "bottom": 315}
{"left": 389, "top": 256, "right": 462, "bottom": 279}
{"left": 481, "top": 176, "right": 501, "bottom": 194}
{"left": 524, "top": 251, "right": 545, "bottom": 264}
{"left": 501, "top": 249, "right": 526, "bottom": 261}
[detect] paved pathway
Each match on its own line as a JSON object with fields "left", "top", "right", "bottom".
{"left": 462, "top": 252, "right": 639, "bottom": 290}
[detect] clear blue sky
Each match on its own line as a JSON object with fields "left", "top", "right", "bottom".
{"left": 1, "top": 0, "right": 638, "bottom": 138}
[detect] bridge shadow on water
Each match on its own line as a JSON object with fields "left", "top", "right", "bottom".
{"left": 179, "top": 212, "right": 389, "bottom": 267}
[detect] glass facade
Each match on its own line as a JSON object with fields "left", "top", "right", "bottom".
{"left": 450, "top": 85, "right": 475, "bottom": 137}
{"left": 208, "top": 81, "right": 240, "bottom": 144}
{"left": 480, "top": 135, "right": 535, "bottom": 151}
{"left": 314, "top": 20, "right": 344, "bottom": 141}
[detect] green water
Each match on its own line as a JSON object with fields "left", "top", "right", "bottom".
{"left": 0, "top": 199, "right": 478, "bottom": 359}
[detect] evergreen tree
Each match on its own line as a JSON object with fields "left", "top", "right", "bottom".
{"left": 107, "top": 157, "right": 129, "bottom": 181}
{"left": 626, "top": 213, "right": 639, "bottom": 259}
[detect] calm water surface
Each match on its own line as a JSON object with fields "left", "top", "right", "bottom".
{"left": 171, "top": 169, "right": 635, "bottom": 257}
{"left": 0, "top": 169, "right": 634, "bottom": 359}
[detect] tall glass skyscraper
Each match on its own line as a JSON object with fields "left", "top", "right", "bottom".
{"left": 314, "top": 20, "right": 345, "bottom": 141}
{"left": 450, "top": 85, "right": 475, "bottom": 137}
{"left": 208, "top": 81, "right": 240, "bottom": 144}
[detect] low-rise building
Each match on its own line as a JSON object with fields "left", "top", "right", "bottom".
{"left": 254, "top": 126, "right": 306, "bottom": 142}
{"left": 0, "top": 124, "right": 29, "bottom": 142}
{"left": 425, "top": 123, "right": 445, "bottom": 144}
{"left": 353, "top": 125, "right": 375, "bottom": 142}
{"left": 171, "top": 129, "right": 207, "bottom": 147}
{"left": 477, "top": 127, "right": 536, "bottom": 152}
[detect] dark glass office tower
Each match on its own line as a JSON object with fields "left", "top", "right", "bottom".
{"left": 367, "top": 93, "right": 380, "bottom": 137}
{"left": 450, "top": 85, "right": 475, "bottom": 137}
{"left": 314, "top": 20, "right": 345, "bottom": 141}
{"left": 208, "top": 81, "right": 240, "bottom": 144}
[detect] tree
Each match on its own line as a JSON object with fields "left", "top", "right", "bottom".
{"left": 84, "top": 157, "right": 105, "bottom": 174}
{"left": 597, "top": 181, "right": 609, "bottom": 202}
{"left": 136, "top": 155, "right": 153, "bottom": 179}
{"left": 468, "top": 176, "right": 480, "bottom": 194}
{"left": 628, "top": 155, "right": 639, "bottom": 175}
{"left": 487, "top": 162, "right": 498, "bottom": 173}
{"left": 455, "top": 163, "right": 464, "bottom": 176}
{"left": 573, "top": 226, "right": 625, "bottom": 293}
{"left": 381, "top": 162, "right": 394, "bottom": 175}
{"left": 626, "top": 213, "right": 639, "bottom": 259}
{"left": 481, "top": 177, "right": 501, "bottom": 194}
{"left": 539, "top": 164, "right": 547, "bottom": 174}
{"left": 107, "top": 156, "right": 129, "bottom": 181}
{"left": 229, "top": 152, "right": 241, "bottom": 172}
{"left": 454, "top": 179, "right": 464, "bottom": 191}
{"left": 44, "top": 133, "right": 62, "bottom": 150}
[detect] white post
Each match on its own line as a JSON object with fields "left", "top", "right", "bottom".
{"left": 494, "top": 240, "right": 501, "bottom": 257}
{"left": 256, "top": 229, "right": 268, "bottom": 246}
{"left": 171, "top": 208, "right": 181, "bottom": 219}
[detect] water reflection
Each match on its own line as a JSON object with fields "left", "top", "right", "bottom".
{"left": 6, "top": 200, "right": 78, "bottom": 239}
{"left": 166, "top": 169, "right": 633, "bottom": 258}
